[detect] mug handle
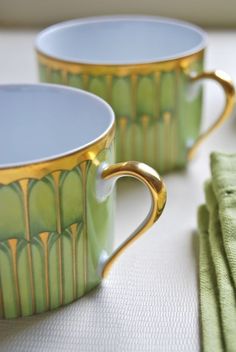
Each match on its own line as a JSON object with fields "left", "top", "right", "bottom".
{"left": 187, "top": 70, "right": 235, "bottom": 160}
{"left": 97, "top": 161, "right": 167, "bottom": 278}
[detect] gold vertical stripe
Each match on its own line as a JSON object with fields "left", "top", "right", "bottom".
{"left": 106, "top": 74, "right": 113, "bottom": 104}
{"left": 20, "top": 179, "right": 32, "bottom": 240}
{"left": 163, "top": 112, "right": 171, "bottom": 172}
{"left": 46, "top": 66, "right": 51, "bottom": 82}
{"left": 83, "top": 74, "right": 89, "bottom": 90}
{"left": 19, "top": 179, "right": 35, "bottom": 314}
{"left": 52, "top": 171, "right": 63, "bottom": 305}
{"left": 119, "top": 116, "right": 128, "bottom": 160}
{"left": 141, "top": 115, "right": 149, "bottom": 162}
{"left": 52, "top": 171, "right": 62, "bottom": 234}
{"left": 154, "top": 72, "right": 161, "bottom": 169}
{"left": 8, "top": 239, "right": 21, "bottom": 316}
{"left": 39, "top": 232, "right": 50, "bottom": 310}
{"left": 80, "top": 162, "right": 88, "bottom": 291}
{"left": 61, "top": 69, "right": 68, "bottom": 85}
{"left": 70, "top": 223, "right": 78, "bottom": 300}
{"left": 131, "top": 74, "right": 138, "bottom": 159}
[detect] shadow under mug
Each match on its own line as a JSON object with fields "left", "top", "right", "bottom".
{"left": 36, "top": 15, "right": 235, "bottom": 173}
{"left": 0, "top": 84, "right": 166, "bottom": 319}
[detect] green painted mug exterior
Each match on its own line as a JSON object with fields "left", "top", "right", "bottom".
{"left": 0, "top": 83, "right": 168, "bottom": 319}
{"left": 37, "top": 52, "right": 204, "bottom": 173}
{"left": 0, "top": 137, "right": 115, "bottom": 319}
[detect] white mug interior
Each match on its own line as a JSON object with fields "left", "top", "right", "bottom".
{"left": 36, "top": 15, "right": 207, "bottom": 65}
{"left": 0, "top": 84, "right": 114, "bottom": 167}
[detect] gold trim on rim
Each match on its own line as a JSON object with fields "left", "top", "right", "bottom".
{"left": 37, "top": 50, "right": 204, "bottom": 76}
{"left": 0, "top": 125, "right": 115, "bottom": 185}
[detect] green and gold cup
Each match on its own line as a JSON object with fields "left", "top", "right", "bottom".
{"left": 36, "top": 15, "right": 235, "bottom": 173}
{"left": 0, "top": 84, "right": 166, "bottom": 318}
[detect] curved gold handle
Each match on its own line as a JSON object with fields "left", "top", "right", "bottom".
{"left": 187, "top": 70, "right": 235, "bottom": 160}
{"left": 100, "top": 161, "right": 167, "bottom": 278}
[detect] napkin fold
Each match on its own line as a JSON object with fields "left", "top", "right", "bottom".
{"left": 198, "top": 153, "right": 236, "bottom": 352}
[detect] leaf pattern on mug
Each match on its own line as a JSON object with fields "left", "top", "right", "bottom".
{"left": 38, "top": 53, "right": 204, "bottom": 173}
{"left": 0, "top": 144, "right": 114, "bottom": 318}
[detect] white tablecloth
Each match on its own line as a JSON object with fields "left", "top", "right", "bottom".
{"left": 0, "top": 29, "right": 235, "bottom": 351}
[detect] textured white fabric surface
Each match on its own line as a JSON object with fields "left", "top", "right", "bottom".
{"left": 0, "top": 30, "right": 235, "bottom": 351}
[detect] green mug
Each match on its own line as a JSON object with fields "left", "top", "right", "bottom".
{"left": 36, "top": 15, "right": 235, "bottom": 173}
{"left": 0, "top": 84, "right": 166, "bottom": 318}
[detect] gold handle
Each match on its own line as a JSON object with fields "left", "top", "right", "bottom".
{"left": 187, "top": 70, "right": 235, "bottom": 160}
{"left": 101, "top": 161, "right": 167, "bottom": 278}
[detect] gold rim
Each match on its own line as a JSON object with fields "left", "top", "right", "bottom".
{"left": 0, "top": 124, "right": 115, "bottom": 185}
{"left": 37, "top": 50, "right": 204, "bottom": 76}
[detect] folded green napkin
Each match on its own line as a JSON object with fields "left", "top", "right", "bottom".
{"left": 198, "top": 153, "right": 236, "bottom": 352}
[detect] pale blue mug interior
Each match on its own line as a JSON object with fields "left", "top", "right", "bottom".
{"left": 36, "top": 16, "right": 207, "bottom": 65}
{"left": 0, "top": 84, "right": 114, "bottom": 167}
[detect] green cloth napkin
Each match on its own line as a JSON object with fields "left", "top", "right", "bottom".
{"left": 198, "top": 153, "right": 236, "bottom": 352}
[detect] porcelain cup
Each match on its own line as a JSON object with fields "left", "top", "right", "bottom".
{"left": 0, "top": 84, "right": 166, "bottom": 318}
{"left": 36, "top": 15, "right": 235, "bottom": 172}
